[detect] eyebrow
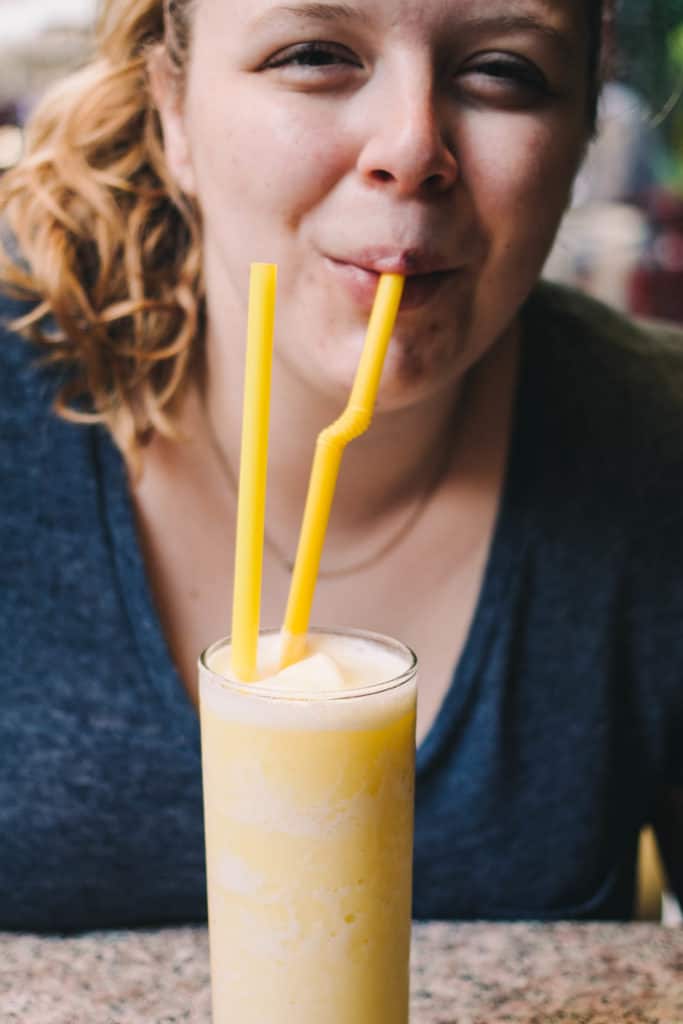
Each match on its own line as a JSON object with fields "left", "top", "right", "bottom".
{"left": 249, "top": 4, "right": 581, "bottom": 59}
{"left": 250, "top": 3, "right": 371, "bottom": 30}
{"left": 462, "top": 13, "right": 581, "bottom": 59}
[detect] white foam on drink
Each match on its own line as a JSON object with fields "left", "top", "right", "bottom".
{"left": 201, "top": 632, "right": 416, "bottom": 730}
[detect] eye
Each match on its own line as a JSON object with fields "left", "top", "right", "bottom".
{"left": 458, "top": 53, "right": 550, "bottom": 104}
{"left": 262, "top": 41, "right": 362, "bottom": 73}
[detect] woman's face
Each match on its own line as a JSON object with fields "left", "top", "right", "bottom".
{"left": 158, "top": 0, "right": 590, "bottom": 407}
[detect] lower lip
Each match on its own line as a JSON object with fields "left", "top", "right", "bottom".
{"left": 324, "top": 258, "right": 455, "bottom": 311}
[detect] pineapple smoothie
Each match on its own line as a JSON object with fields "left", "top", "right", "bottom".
{"left": 198, "top": 627, "right": 417, "bottom": 1024}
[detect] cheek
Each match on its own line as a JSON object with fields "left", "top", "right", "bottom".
{"left": 263, "top": 104, "right": 353, "bottom": 225}
{"left": 187, "top": 91, "right": 350, "bottom": 228}
{"left": 459, "top": 113, "right": 585, "bottom": 245}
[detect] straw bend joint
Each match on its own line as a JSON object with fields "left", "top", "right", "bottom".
{"left": 321, "top": 406, "right": 372, "bottom": 448}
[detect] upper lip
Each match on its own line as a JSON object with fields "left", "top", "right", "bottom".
{"left": 328, "top": 247, "right": 455, "bottom": 276}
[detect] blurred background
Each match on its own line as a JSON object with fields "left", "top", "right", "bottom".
{"left": 545, "top": 0, "right": 683, "bottom": 322}
{"left": 1, "top": 0, "right": 683, "bottom": 323}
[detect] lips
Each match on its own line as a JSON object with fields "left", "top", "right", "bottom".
{"left": 323, "top": 250, "right": 457, "bottom": 311}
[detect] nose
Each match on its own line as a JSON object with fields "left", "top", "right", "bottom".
{"left": 356, "top": 65, "right": 458, "bottom": 198}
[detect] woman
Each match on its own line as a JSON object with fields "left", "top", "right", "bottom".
{"left": 1, "top": 0, "right": 681, "bottom": 932}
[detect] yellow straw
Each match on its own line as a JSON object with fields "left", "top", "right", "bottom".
{"left": 230, "top": 263, "right": 277, "bottom": 681}
{"left": 280, "top": 273, "right": 405, "bottom": 667}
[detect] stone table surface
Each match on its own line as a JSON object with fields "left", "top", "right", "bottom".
{"left": 1, "top": 921, "right": 682, "bottom": 1023}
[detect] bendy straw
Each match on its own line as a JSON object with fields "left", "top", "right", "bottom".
{"left": 280, "top": 273, "right": 405, "bottom": 667}
{"left": 230, "top": 263, "right": 277, "bottom": 681}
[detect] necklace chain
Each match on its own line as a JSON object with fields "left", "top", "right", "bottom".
{"left": 208, "top": 428, "right": 454, "bottom": 580}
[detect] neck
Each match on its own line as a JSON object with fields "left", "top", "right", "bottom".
{"left": 201, "top": 330, "right": 470, "bottom": 560}
{"left": 194, "top": 311, "right": 520, "bottom": 569}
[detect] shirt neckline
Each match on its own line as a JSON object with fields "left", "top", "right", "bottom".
{"left": 95, "top": 302, "right": 541, "bottom": 758}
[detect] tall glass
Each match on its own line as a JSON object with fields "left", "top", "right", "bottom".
{"left": 198, "top": 627, "right": 417, "bottom": 1024}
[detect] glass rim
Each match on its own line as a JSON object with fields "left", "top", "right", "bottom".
{"left": 198, "top": 626, "right": 417, "bottom": 702}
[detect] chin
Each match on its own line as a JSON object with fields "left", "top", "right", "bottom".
{"left": 288, "top": 315, "right": 465, "bottom": 408}
{"left": 387, "top": 323, "right": 466, "bottom": 385}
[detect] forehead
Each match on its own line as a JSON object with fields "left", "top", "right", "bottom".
{"left": 198, "top": 0, "right": 586, "bottom": 31}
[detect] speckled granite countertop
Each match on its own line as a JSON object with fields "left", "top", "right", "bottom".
{"left": 1, "top": 922, "right": 682, "bottom": 1023}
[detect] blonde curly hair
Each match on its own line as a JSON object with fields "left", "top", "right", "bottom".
{"left": 0, "top": 0, "right": 609, "bottom": 467}
{"left": 0, "top": 0, "right": 199, "bottom": 467}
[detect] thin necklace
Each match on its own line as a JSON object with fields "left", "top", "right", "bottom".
{"left": 208, "top": 423, "right": 455, "bottom": 580}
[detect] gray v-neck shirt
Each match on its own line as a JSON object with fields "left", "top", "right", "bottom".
{"left": 2, "top": 281, "right": 682, "bottom": 932}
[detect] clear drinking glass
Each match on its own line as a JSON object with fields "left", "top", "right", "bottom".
{"left": 198, "top": 626, "right": 418, "bottom": 1024}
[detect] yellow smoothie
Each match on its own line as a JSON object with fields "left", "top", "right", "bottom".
{"left": 199, "top": 629, "right": 417, "bottom": 1024}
